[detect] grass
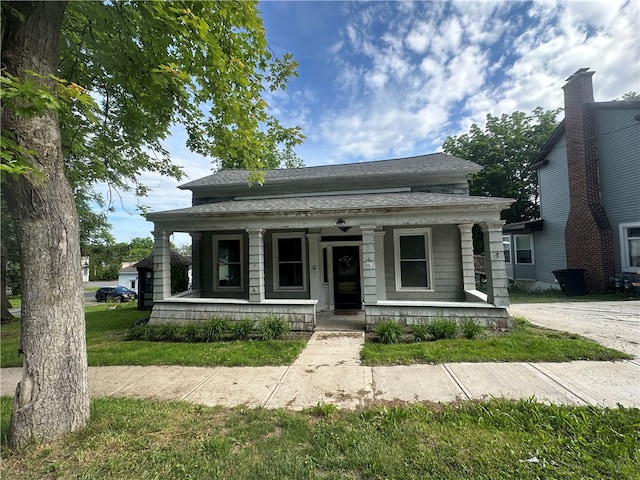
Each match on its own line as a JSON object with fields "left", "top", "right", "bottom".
{"left": 1, "top": 396, "right": 638, "bottom": 479}
{"left": 361, "top": 317, "right": 632, "bottom": 365}
{"left": 1, "top": 303, "right": 307, "bottom": 368}
{"left": 7, "top": 296, "right": 21, "bottom": 309}
{"left": 508, "top": 287, "right": 639, "bottom": 303}
{"left": 2, "top": 304, "right": 632, "bottom": 368}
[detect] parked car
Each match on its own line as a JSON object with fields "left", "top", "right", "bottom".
{"left": 95, "top": 286, "right": 137, "bottom": 303}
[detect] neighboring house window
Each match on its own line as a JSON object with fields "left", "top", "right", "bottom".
{"left": 215, "top": 235, "right": 243, "bottom": 289}
{"left": 503, "top": 236, "right": 511, "bottom": 264}
{"left": 393, "top": 228, "right": 433, "bottom": 291}
{"left": 620, "top": 223, "right": 640, "bottom": 271}
{"left": 273, "top": 233, "right": 306, "bottom": 290}
{"left": 515, "top": 235, "right": 534, "bottom": 264}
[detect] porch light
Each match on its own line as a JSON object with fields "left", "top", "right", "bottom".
{"left": 335, "top": 219, "right": 351, "bottom": 232}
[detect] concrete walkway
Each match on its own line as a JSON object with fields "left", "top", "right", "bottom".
{"left": 2, "top": 329, "right": 638, "bottom": 409}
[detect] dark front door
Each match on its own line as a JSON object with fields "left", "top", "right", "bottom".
{"left": 333, "top": 245, "right": 361, "bottom": 310}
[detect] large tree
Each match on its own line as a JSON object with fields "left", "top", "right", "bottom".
{"left": 1, "top": 0, "right": 302, "bottom": 448}
{"left": 443, "top": 107, "right": 560, "bottom": 224}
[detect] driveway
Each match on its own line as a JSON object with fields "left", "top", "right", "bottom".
{"left": 508, "top": 301, "right": 640, "bottom": 358}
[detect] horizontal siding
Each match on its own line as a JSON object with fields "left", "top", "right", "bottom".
{"left": 535, "top": 135, "right": 569, "bottom": 283}
{"left": 595, "top": 108, "right": 640, "bottom": 273}
{"left": 384, "top": 224, "right": 463, "bottom": 301}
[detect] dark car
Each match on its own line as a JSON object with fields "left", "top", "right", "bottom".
{"left": 95, "top": 286, "right": 137, "bottom": 303}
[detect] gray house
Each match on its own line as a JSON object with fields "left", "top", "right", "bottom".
{"left": 503, "top": 68, "right": 640, "bottom": 292}
{"left": 147, "top": 153, "right": 513, "bottom": 331}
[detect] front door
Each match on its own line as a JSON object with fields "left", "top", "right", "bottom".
{"left": 333, "top": 245, "right": 361, "bottom": 310}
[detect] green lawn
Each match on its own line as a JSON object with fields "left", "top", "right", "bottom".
{"left": 1, "top": 303, "right": 307, "bottom": 368}
{"left": 361, "top": 317, "right": 631, "bottom": 365}
{"left": 1, "top": 396, "right": 638, "bottom": 479}
{"left": 1, "top": 304, "right": 631, "bottom": 368}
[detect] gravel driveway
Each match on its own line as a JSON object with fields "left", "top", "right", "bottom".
{"left": 508, "top": 301, "right": 640, "bottom": 358}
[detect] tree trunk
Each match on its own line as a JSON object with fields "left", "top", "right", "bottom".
{"left": 2, "top": 1, "right": 90, "bottom": 448}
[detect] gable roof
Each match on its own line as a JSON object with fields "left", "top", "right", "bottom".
{"left": 179, "top": 153, "right": 480, "bottom": 191}
{"left": 530, "top": 100, "right": 640, "bottom": 170}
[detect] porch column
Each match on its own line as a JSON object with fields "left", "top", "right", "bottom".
{"left": 457, "top": 223, "right": 476, "bottom": 291}
{"left": 481, "top": 221, "right": 509, "bottom": 307}
{"left": 306, "top": 233, "right": 321, "bottom": 302}
{"left": 374, "top": 231, "right": 387, "bottom": 301}
{"left": 247, "top": 228, "right": 265, "bottom": 303}
{"left": 152, "top": 228, "right": 171, "bottom": 301}
{"left": 361, "top": 227, "right": 378, "bottom": 304}
{"left": 190, "top": 232, "right": 202, "bottom": 291}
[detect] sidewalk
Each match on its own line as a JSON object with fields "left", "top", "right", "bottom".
{"left": 2, "top": 331, "right": 639, "bottom": 409}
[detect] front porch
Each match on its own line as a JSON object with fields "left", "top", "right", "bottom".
{"left": 147, "top": 192, "right": 514, "bottom": 332}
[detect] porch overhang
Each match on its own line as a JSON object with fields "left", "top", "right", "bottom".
{"left": 146, "top": 191, "right": 513, "bottom": 233}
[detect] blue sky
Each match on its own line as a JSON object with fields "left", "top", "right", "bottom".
{"left": 105, "top": 0, "right": 640, "bottom": 246}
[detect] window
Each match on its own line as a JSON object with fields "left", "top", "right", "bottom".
{"left": 503, "top": 236, "right": 511, "bottom": 264}
{"left": 215, "top": 235, "right": 242, "bottom": 289}
{"left": 273, "top": 233, "right": 306, "bottom": 290}
{"left": 393, "top": 228, "right": 433, "bottom": 291}
{"left": 515, "top": 235, "right": 533, "bottom": 264}
{"left": 620, "top": 224, "right": 640, "bottom": 271}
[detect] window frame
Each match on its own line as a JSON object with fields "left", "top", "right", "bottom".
{"left": 213, "top": 234, "right": 244, "bottom": 290}
{"left": 502, "top": 235, "right": 512, "bottom": 264}
{"left": 272, "top": 232, "right": 307, "bottom": 291}
{"left": 619, "top": 223, "right": 640, "bottom": 272}
{"left": 393, "top": 228, "right": 434, "bottom": 292}
{"left": 514, "top": 234, "right": 534, "bottom": 265}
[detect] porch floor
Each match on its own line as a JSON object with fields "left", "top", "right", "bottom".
{"left": 316, "top": 310, "right": 365, "bottom": 331}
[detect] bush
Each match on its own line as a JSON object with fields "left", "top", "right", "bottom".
{"left": 204, "top": 318, "right": 229, "bottom": 342}
{"left": 375, "top": 320, "right": 404, "bottom": 344}
{"left": 409, "top": 324, "right": 430, "bottom": 342}
{"left": 230, "top": 319, "right": 255, "bottom": 340}
{"left": 427, "top": 318, "right": 457, "bottom": 340}
{"left": 256, "top": 314, "right": 289, "bottom": 340}
{"left": 157, "top": 323, "right": 179, "bottom": 342}
{"left": 460, "top": 319, "right": 485, "bottom": 339}
{"left": 182, "top": 324, "right": 200, "bottom": 342}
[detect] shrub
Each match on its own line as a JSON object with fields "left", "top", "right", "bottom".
{"left": 460, "top": 319, "right": 486, "bottom": 339}
{"left": 157, "top": 323, "right": 179, "bottom": 342}
{"left": 126, "top": 326, "right": 151, "bottom": 341}
{"left": 230, "top": 319, "right": 255, "bottom": 340}
{"left": 427, "top": 318, "right": 457, "bottom": 340}
{"left": 410, "top": 324, "right": 430, "bottom": 342}
{"left": 375, "top": 320, "right": 403, "bottom": 344}
{"left": 204, "top": 318, "right": 229, "bottom": 342}
{"left": 256, "top": 314, "right": 289, "bottom": 340}
{"left": 182, "top": 324, "right": 200, "bottom": 342}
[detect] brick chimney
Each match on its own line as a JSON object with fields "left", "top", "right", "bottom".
{"left": 562, "top": 68, "right": 614, "bottom": 292}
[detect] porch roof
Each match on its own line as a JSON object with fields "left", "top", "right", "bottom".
{"left": 148, "top": 191, "right": 513, "bottom": 221}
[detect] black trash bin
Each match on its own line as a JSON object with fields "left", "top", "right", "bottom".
{"left": 552, "top": 268, "right": 587, "bottom": 296}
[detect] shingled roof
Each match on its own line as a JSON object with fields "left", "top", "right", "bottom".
{"left": 147, "top": 191, "right": 512, "bottom": 220}
{"left": 179, "top": 153, "right": 479, "bottom": 190}
{"left": 133, "top": 251, "right": 191, "bottom": 269}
